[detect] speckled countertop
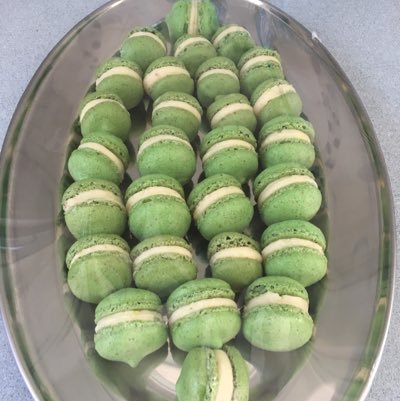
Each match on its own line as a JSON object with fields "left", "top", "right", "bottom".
{"left": 0, "top": 1, "right": 399, "bottom": 400}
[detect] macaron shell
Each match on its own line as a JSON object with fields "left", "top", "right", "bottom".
{"left": 128, "top": 197, "right": 191, "bottom": 240}
{"left": 264, "top": 248, "right": 328, "bottom": 287}
{"left": 258, "top": 183, "right": 322, "bottom": 225}
{"left": 67, "top": 252, "right": 132, "bottom": 304}
{"left": 94, "top": 320, "right": 168, "bottom": 367}
{"left": 224, "top": 345, "right": 250, "bottom": 401}
{"left": 243, "top": 304, "right": 313, "bottom": 351}
{"left": 210, "top": 106, "right": 257, "bottom": 132}
{"left": 170, "top": 308, "right": 241, "bottom": 351}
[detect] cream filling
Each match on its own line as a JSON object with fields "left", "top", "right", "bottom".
{"left": 70, "top": 244, "right": 129, "bottom": 267}
{"left": 144, "top": 66, "right": 190, "bottom": 92}
{"left": 253, "top": 83, "right": 296, "bottom": 116}
{"left": 213, "top": 26, "right": 249, "bottom": 47}
{"left": 153, "top": 100, "right": 201, "bottom": 121}
{"left": 80, "top": 99, "right": 125, "bottom": 122}
{"left": 96, "top": 66, "right": 141, "bottom": 86}
{"left": 214, "top": 350, "right": 235, "bottom": 401}
{"left": 78, "top": 143, "right": 124, "bottom": 176}
{"left": 95, "top": 310, "right": 162, "bottom": 333}
{"left": 64, "top": 190, "right": 124, "bottom": 212}
{"left": 188, "top": 0, "right": 199, "bottom": 35}
{"left": 175, "top": 36, "right": 210, "bottom": 56}
{"left": 258, "top": 175, "right": 317, "bottom": 205}
{"left": 126, "top": 186, "right": 183, "bottom": 212}
{"left": 128, "top": 31, "right": 166, "bottom": 51}
{"left": 211, "top": 103, "right": 254, "bottom": 127}
{"left": 197, "top": 68, "right": 239, "bottom": 83}
{"left": 240, "top": 55, "right": 281, "bottom": 75}
{"left": 202, "top": 139, "right": 255, "bottom": 162}
{"left": 193, "top": 186, "right": 244, "bottom": 219}
{"left": 169, "top": 298, "right": 237, "bottom": 325}
{"left": 262, "top": 238, "right": 324, "bottom": 259}
{"left": 137, "top": 134, "right": 192, "bottom": 158}
{"left": 246, "top": 291, "right": 309, "bottom": 313}
{"left": 210, "top": 247, "right": 262, "bottom": 265}
{"left": 133, "top": 245, "right": 192, "bottom": 267}
{"left": 260, "top": 129, "right": 311, "bottom": 149}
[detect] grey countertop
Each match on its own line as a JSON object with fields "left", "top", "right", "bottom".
{"left": 0, "top": 1, "right": 399, "bottom": 400}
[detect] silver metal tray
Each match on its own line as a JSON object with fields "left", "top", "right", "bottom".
{"left": 0, "top": 1, "right": 395, "bottom": 400}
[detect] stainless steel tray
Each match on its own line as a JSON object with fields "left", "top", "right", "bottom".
{"left": 0, "top": 1, "right": 395, "bottom": 400}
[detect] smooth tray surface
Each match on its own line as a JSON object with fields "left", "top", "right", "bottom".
{"left": 0, "top": 1, "right": 395, "bottom": 401}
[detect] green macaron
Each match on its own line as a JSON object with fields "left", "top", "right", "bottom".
{"left": 207, "top": 94, "right": 257, "bottom": 132}
{"left": 212, "top": 24, "right": 255, "bottom": 64}
{"left": 94, "top": 288, "right": 168, "bottom": 367}
{"left": 261, "top": 220, "right": 327, "bottom": 287}
{"left": 238, "top": 47, "right": 284, "bottom": 97}
{"left": 188, "top": 174, "right": 254, "bottom": 240}
{"left": 167, "top": 278, "right": 241, "bottom": 351}
{"left": 68, "top": 132, "right": 129, "bottom": 185}
{"left": 130, "top": 235, "right": 197, "bottom": 298}
{"left": 208, "top": 232, "right": 262, "bottom": 292}
{"left": 251, "top": 79, "right": 302, "bottom": 126}
{"left": 174, "top": 34, "right": 217, "bottom": 77}
{"left": 258, "top": 115, "right": 316, "bottom": 169}
{"left": 176, "top": 346, "right": 249, "bottom": 401}
{"left": 195, "top": 56, "right": 240, "bottom": 107}
{"left": 253, "top": 164, "right": 322, "bottom": 225}
{"left": 143, "top": 56, "right": 194, "bottom": 100}
{"left": 200, "top": 125, "right": 258, "bottom": 184}
{"left": 243, "top": 276, "right": 314, "bottom": 351}
{"left": 152, "top": 92, "right": 203, "bottom": 142}
{"left": 62, "top": 179, "right": 127, "bottom": 239}
{"left": 137, "top": 125, "right": 196, "bottom": 184}
{"left": 120, "top": 26, "right": 167, "bottom": 72}
{"left": 95, "top": 57, "right": 144, "bottom": 109}
{"left": 166, "top": 0, "right": 220, "bottom": 43}
{"left": 66, "top": 234, "right": 132, "bottom": 304}
{"left": 124, "top": 174, "right": 191, "bottom": 240}
{"left": 78, "top": 92, "right": 131, "bottom": 141}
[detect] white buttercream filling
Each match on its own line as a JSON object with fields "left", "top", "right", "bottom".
{"left": 246, "top": 291, "right": 309, "bottom": 313}
{"left": 210, "top": 247, "right": 262, "bottom": 265}
{"left": 260, "top": 129, "right": 311, "bottom": 149}
{"left": 214, "top": 350, "right": 235, "bottom": 401}
{"left": 137, "top": 134, "right": 192, "bottom": 158}
{"left": 144, "top": 66, "right": 190, "bottom": 92}
{"left": 213, "top": 26, "right": 249, "bottom": 47}
{"left": 80, "top": 99, "right": 125, "bottom": 123}
{"left": 193, "top": 186, "right": 244, "bottom": 219}
{"left": 211, "top": 103, "right": 254, "bottom": 128}
{"left": 169, "top": 298, "right": 237, "bottom": 325}
{"left": 175, "top": 36, "right": 211, "bottom": 56}
{"left": 253, "top": 83, "right": 296, "bottom": 116}
{"left": 95, "top": 310, "right": 163, "bottom": 333}
{"left": 258, "top": 175, "right": 317, "bottom": 205}
{"left": 126, "top": 186, "right": 184, "bottom": 212}
{"left": 70, "top": 244, "right": 129, "bottom": 267}
{"left": 64, "top": 190, "right": 124, "bottom": 212}
{"left": 202, "top": 139, "right": 255, "bottom": 162}
{"left": 78, "top": 143, "right": 124, "bottom": 176}
{"left": 188, "top": 0, "right": 199, "bottom": 35}
{"left": 133, "top": 245, "right": 192, "bottom": 267}
{"left": 197, "top": 68, "right": 239, "bottom": 83}
{"left": 262, "top": 238, "right": 324, "bottom": 259}
{"left": 128, "top": 31, "right": 166, "bottom": 51}
{"left": 240, "top": 55, "right": 282, "bottom": 75}
{"left": 153, "top": 100, "right": 201, "bottom": 121}
{"left": 96, "top": 66, "right": 141, "bottom": 86}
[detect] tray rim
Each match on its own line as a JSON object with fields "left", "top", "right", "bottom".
{"left": 0, "top": 1, "right": 396, "bottom": 400}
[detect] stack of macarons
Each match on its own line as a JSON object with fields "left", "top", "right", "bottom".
{"left": 61, "top": 1, "right": 330, "bottom": 398}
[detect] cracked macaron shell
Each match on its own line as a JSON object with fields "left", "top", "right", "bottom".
{"left": 68, "top": 132, "right": 129, "bottom": 185}
{"left": 120, "top": 26, "right": 167, "bottom": 71}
